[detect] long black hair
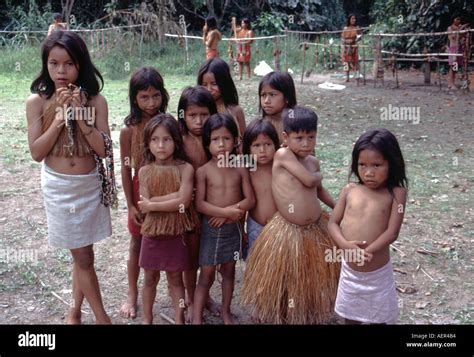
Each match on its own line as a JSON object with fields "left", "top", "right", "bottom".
{"left": 350, "top": 128, "right": 408, "bottom": 193}
{"left": 124, "top": 67, "right": 169, "bottom": 127}
{"left": 346, "top": 14, "right": 357, "bottom": 27}
{"left": 30, "top": 30, "right": 103, "bottom": 99}
{"left": 197, "top": 58, "right": 239, "bottom": 107}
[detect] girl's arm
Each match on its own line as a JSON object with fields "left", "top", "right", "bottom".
{"left": 74, "top": 92, "right": 110, "bottom": 158}
{"left": 120, "top": 126, "right": 142, "bottom": 225}
{"left": 139, "top": 163, "right": 194, "bottom": 213}
{"left": 365, "top": 187, "right": 407, "bottom": 254}
{"left": 195, "top": 166, "right": 241, "bottom": 218}
{"left": 26, "top": 91, "right": 70, "bottom": 162}
{"left": 275, "top": 148, "right": 322, "bottom": 188}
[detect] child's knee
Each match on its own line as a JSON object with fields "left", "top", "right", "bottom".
{"left": 71, "top": 248, "right": 94, "bottom": 270}
{"left": 219, "top": 263, "right": 236, "bottom": 279}
{"left": 144, "top": 271, "right": 160, "bottom": 287}
{"left": 167, "top": 272, "right": 184, "bottom": 288}
{"left": 198, "top": 269, "right": 215, "bottom": 287}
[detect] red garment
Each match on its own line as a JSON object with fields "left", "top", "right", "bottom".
{"left": 237, "top": 43, "right": 251, "bottom": 63}
{"left": 206, "top": 48, "right": 218, "bottom": 59}
{"left": 127, "top": 174, "right": 142, "bottom": 237}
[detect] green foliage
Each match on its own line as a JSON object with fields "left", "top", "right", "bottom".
{"left": 253, "top": 12, "right": 284, "bottom": 36}
{"left": 370, "top": 0, "right": 474, "bottom": 54}
{"left": 266, "top": 0, "right": 345, "bottom": 31}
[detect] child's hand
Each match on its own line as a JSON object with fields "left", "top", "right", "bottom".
{"left": 225, "top": 206, "right": 244, "bottom": 221}
{"left": 129, "top": 205, "right": 143, "bottom": 226}
{"left": 208, "top": 216, "right": 227, "bottom": 228}
{"left": 55, "top": 87, "right": 72, "bottom": 106}
{"left": 138, "top": 196, "right": 151, "bottom": 213}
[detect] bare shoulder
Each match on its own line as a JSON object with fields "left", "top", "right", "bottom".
{"left": 178, "top": 161, "right": 194, "bottom": 174}
{"left": 236, "top": 166, "right": 250, "bottom": 177}
{"left": 26, "top": 93, "right": 45, "bottom": 108}
{"left": 342, "top": 182, "right": 358, "bottom": 197}
{"left": 120, "top": 125, "right": 132, "bottom": 138}
{"left": 229, "top": 104, "right": 244, "bottom": 116}
{"left": 88, "top": 93, "right": 107, "bottom": 107}
{"left": 196, "top": 162, "right": 210, "bottom": 178}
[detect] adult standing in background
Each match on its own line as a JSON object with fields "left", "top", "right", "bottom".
{"left": 203, "top": 16, "right": 222, "bottom": 60}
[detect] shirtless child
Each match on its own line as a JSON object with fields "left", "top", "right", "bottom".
{"left": 242, "top": 119, "right": 279, "bottom": 254}
{"left": 242, "top": 106, "right": 339, "bottom": 324}
{"left": 193, "top": 113, "right": 255, "bottom": 324}
{"left": 329, "top": 128, "right": 408, "bottom": 324}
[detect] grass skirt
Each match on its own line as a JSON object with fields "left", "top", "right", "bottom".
{"left": 242, "top": 211, "right": 340, "bottom": 324}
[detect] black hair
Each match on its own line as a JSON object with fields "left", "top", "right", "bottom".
{"left": 143, "top": 113, "right": 187, "bottom": 164}
{"left": 202, "top": 113, "right": 238, "bottom": 160}
{"left": 242, "top": 18, "right": 251, "bottom": 30}
{"left": 258, "top": 71, "right": 297, "bottom": 116}
{"left": 242, "top": 119, "right": 279, "bottom": 156}
{"left": 282, "top": 106, "right": 318, "bottom": 134}
{"left": 30, "top": 30, "right": 103, "bottom": 99}
{"left": 197, "top": 58, "right": 239, "bottom": 107}
{"left": 53, "top": 13, "right": 62, "bottom": 21}
{"left": 346, "top": 14, "right": 357, "bottom": 26}
{"left": 124, "top": 66, "right": 169, "bottom": 127}
{"left": 177, "top": 86, "right": 217, "bottom": 134}
{"left": 350, "top": 128, "right": 408, "bottom": 192}
{"left": 206, "top": 16, "right": 217, "bottom": 30}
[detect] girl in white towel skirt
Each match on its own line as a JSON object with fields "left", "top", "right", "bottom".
{"left": 26, "top": 31, "right": 116, "bottom": 324}
{"left": 328, "top": 128, "right": 408, "bottom": 324}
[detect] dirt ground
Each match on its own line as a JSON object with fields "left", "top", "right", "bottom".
{"left": 0, "top": 68, "right": 472, "bottom": 324}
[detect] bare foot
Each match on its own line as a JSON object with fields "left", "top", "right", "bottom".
{"left": 66, "top": 309, "right": 81, "bottom": 325}
{"left": 96, "top": 316, "right": 112, "bottom": 324}
{"left": 185, "top": 303, "right": 194, "bottom": 324}
{"left": 222, "top": 310, "right": 235, "bottom": 325}
{"left": 250, "top": 310, "right": 261, "bottom": 324}
{"left": 120, "top": 296, "right": 138, "bottom": 319}
{"left": 205, "top": 297, "right": 221, "bottom": 316}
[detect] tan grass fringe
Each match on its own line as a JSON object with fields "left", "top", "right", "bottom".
{"left": 42, "top": 99, "right": 92, "bottom": 157}
{"left": 140, "top": 164, "right": 195, "bottom": 237}
{"left": 242, "top": 211, "right": 340, "bottom": 324}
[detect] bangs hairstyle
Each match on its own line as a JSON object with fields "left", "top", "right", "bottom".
{"left": 125, "top": 67, "right": 169, "bottom": 126}
{"left": 346, "top": 14, "right": 357, "bottom": 26}
{"left": 197, "top": 58, "right": 239, "bottom": 107}
{"left": 202, "top": 113, "right": 239, "bottom": 160}
{"left": 258, "top": 71, "right": 297, "bottom": 116}
{"left": 242, "top": 119, "right": 279, "bottom": 156}
{"left": 143, "top": 114, "right": 188, "bottom": 164}
{"left": 30, "top": 31, "right": 103, "bottom": 99}
{"left": 350, "top": 128, "right": 408, "bottom": 192}
{"left": 283, "top": 106, "right": 318, "bottom": 134}
{"left": 177, "top": 86, "right": 217, "bottom": 134}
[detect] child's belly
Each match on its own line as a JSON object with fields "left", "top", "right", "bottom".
{"left": 45, "top": 155, "right": 96, "bottom": 175}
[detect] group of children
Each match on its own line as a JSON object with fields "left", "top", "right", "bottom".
{"left": 27, "top": 30, "right": 408, "bottom": 326}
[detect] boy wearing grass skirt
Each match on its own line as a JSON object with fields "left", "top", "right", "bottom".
{"left": 242, "top": 106, "right": 340, "bottom": 324}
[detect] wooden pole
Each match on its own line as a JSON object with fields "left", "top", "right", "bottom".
{"left": 362, "top": 37, "right": 366, "bottom": 85}
{"left": 284, "top": 28, "right": 288, "bottom": 72}
{"left": 301, "top": 43, "right": 307, "bottom": 84}
{"left": 463, "top": 33, "right": 469, "bottom": 92}
{"left": 437, "top": 59, "right": 441, "bottom": 90}
{"left": 315, "top": 35, "right": 320, "bottom": 71}
{"left": 323, "top": 35, "right": 327, "bottom": 69}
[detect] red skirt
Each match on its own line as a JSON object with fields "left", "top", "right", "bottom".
{"left": 139, "top": 234, "right": 189, "bottom": 272}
